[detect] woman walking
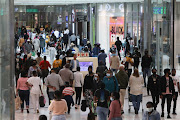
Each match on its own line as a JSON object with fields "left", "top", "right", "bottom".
{"left": 129, "top": 69, "right": 144, "bottom": 114}
{"left": 49, "top": 90, "right": 68, "bottom": 120}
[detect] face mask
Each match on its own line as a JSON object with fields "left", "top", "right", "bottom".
{"left": 17, "top": 55, "right": 20, "bottom": 58}
{"left": 110, "top": 97, "right": 114, "bottom": 101}
{"left": 94, "top": 77, "right": 98, "bottom": 80}
{"left": 112, "top": 54, "right": 116, "bottom": 56}
{"left": 146, "top": 107, "right": 153, "bottom": 112}
{"left": 106, "top": 73, "right": 111, "bottom": 77}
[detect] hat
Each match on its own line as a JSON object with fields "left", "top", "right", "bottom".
{"left": 27, "top": 39, "right": 30, "bottom": 42}
{"left": 71, "top": 43, "right": 75, "bottom": 46}
{"left": 87, "top": 41, "right": 90, "bottom": 44}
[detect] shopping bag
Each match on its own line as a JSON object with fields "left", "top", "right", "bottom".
{"left": 39, "top": 96, "right": 45, "bottom": 107}
{"left": 15, "top": 96, "right": 22, "bottom": 110}
{"left": 81, "top": 100, "right": 87, "bottom": 112}
{"left": 43, "top": 47, "right": 46, "bottom": 53}
{"left": 31, "top": 51, "right": 35, "bottom": 57}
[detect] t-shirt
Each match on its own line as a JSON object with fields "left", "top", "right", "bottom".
{"left": 171, "top": 75, "right": 179, "bottom": 92}
{"left": 27, "top": 76, "right": 41, "bottom": 94}
{"left": 53, "top": 59, "right": 62, "bottom": 68}
{"left": 62, "top": 87, "right": 75, "bottom": 96}
{"left": 94, "top": 89, "right": 110, "bottom": 108}
{"left": 110, "top": 56, "right": 120, "bottom": 69}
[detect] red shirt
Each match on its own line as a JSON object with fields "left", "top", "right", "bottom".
{"left": 62, "top": 87, "right": 75, "bottom": 96}
{"left": 39, "top": 60, "right": 51, "bottom": 70}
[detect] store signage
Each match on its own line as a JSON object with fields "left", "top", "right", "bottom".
{"left": 26, "top": 9, "right": 38, "bottom": 12}
{"left": 77, "top": 53, "right": 89, "bottom": 57}
{"left": 109, "top": 17, "right": 124, "bottom": 47}
{"left": 76, "top": 9, "right": 87, "bottom": 13}
{"left": 153, "top": 7, "right": 166, "bottom": 14}
{"left": 98, "top": 4, "right": 124, "bottom": 12}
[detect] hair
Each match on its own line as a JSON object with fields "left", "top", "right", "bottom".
{"left": 88, "top": 66, "right": 93, "bottom": 70}
{"left": 65, "top": 63, "right": 70, "bottom": 68}
{"left": 65, "top": 82, "right": 70, "bottom": 87}
{"left": 44, "top": 56, "right": 46, "bottom": 61}
{"left": 37, "top": 52, "right": 41, "bottom": 57}
{"left": 146, "top": 101, "right": 154, "bottom": 107}
{"left": 87, "top": 112, "right": 95, "bottom": 120}
{"left": 33, "top": 71, "right": 37, "bottom": 76}
{"left": 172, "top": 68, "right": 176, "bottom": 71}
{"left": 39, "top": 115, "right": 47, "bottom": 120}
{"left": 77, "top": 67, "right": 80, "bottom": 71}
{"left": 133, "top": 69, "right": 139, "bottom": 77}
{"left": 56, "top": 55, "right": 60, "bottom": 60}
{"left": 21, "top": 71, "right": 27, "bottom": 77}
{"left": 164, "top": 68, "right": 170, "bottom": 75}
{"left": 54, "top": 90, "right": 62, "bottom": 100}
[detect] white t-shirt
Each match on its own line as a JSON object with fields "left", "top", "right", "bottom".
{"left": 72, "top": 60, "right": 77, "bottom": 71}
{"left": 54, "top": 31, "right": 59, "bottom": 38}
{"left": 27, "top": 76, "right": 41, "bottom": 94}
{"left": 74, "top": 71, "right": 84, "bottom": 87}
{"left": 171, "top": 75, "right": 179, "bottom": 92}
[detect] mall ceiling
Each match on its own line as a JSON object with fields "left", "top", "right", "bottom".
{"left": 15, "top": 0, "right": 171, "bottom": 5}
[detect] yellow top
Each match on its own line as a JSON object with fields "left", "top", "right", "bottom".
{"left": 45, "top": 35, "right": 50, "bottom": 43}
{"left": 53, "top": 59, "right": 62, "bottom": 68}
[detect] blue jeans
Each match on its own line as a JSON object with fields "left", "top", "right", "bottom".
{"left": 131, "top": 94, "right": 142, "bottom": 111}
{"left": 49, "top": 92, "right": 55, "bottom": 101}
{"left": 18, "top": 90, "right": 30, "bottom": 109}
{"left": 143, "top": 68, "right": 151, "bottom": 86}
{"left": 96, "top": 106, "right": 109, "bottom": 120}
{"left": 52, "top": 115, "right": 66, "bottom": 120}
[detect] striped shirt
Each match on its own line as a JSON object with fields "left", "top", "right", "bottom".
{"left": 62, "top": 87, "right": 75, "bottom": 96}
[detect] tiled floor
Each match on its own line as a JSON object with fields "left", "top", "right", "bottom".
{"left": 15, "top": 87, "right": 180, "bottom": 120}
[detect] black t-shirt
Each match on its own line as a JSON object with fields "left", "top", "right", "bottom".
{"left": 95, "top": 89, "right": 110, "bottom": 108}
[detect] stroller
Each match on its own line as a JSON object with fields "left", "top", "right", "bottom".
{"left": 128, "top": 87, "right": 144, "bottom": 112}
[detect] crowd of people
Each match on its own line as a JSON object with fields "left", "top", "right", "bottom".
{"left": 15, "top": 27, "right": 180, "bottom": 120}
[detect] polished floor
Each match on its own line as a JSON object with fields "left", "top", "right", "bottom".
{"left": 15, "top": 86, "right": 180, "bottom": 120}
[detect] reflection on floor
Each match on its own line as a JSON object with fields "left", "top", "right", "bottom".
{"left": 15, "top": 87, "right": 180, "bottom": 120}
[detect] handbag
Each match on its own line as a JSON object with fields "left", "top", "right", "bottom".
{"left": 39, "top": 96, "right": 45, "bottom": 107}
{"left": 15, "top": 96, "right": 22, "bottom": 110}
{"left": 81, "top": 100, "right": 87, "bottom": 112}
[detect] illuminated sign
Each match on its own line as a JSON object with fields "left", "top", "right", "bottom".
{"left": 26, "top": 9, "right": 38, "bottom": 12}
{"left": 98, "top": 4, "right": 124, "bottom": 12}
{"left": 153, "top": 7, "right": 166, "bottom": 14}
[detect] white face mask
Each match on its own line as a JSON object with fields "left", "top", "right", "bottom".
{"left": 110, "top": 97, "right": 114, "bottom": 101}
{"left": 146, "top": 107, "right": 153, "bottom": 112}
{"left": 106, "top": 73, "right": 111, "bottom": 77}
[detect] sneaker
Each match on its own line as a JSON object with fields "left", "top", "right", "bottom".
{"left": 172, "top": 111, "right": 177, "bottom": 115}
{"left": 161, "top": 112, "right": 164, "bottom": 117}
{"left": 27, "top": 109, "right": 29, "bottom": 113}
{"left": 167, "top": 114, "right": 171, "bottom": 119}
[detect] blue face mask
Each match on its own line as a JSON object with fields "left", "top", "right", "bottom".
{"left": 106, "top": 73, "right": 111, "bottom": 77}
{"left": 112, "top": 54, "right": 116, "bottom": 56}
{"left": 94, "top": 77, "right": 98, "bottom": 80}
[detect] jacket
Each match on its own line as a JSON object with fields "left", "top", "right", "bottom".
{"left": 102, "top": 76, "right": 119, "bottom": 93}
{"left": 141, "top": 55, "right": 152, "bottom": 69}
{"left": 83, "top": 74, "right": 94, "bottom": 92}
{"left": 147, "top": 75, "right": 161, "bottom": 94}
{"left": 70, "top": 59, "right": 80, "bottom": 70}
{"left": 142, "top": 110, "right": 160, "bottom": 120}
{"left": 160, "top": 76, "right": 175, "bottom": 95}
{"left": 115, "top": 70, "right": 129, "bottom": 89}
{"left": 39, "top": 37, "right": 45, "bottom": 48}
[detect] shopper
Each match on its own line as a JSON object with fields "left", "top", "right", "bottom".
{"left": 49, "top": 90, "right": 68, "bottom": 120}
{"left": 115, "top": 37, "right": 122, "bottom": 60}
{"left": 147, "top": 68, "right": 161, "bottom": 110}
{"left": 141, "top": 50, "right": 152, "bottom": 87}
{"left": 53, "top": 55, "right": 62, "bottom": 73}
{"left": 129, "top": 69, "right": 144, "bottom": 114}
{"left": 83, "top": 66, "right": 95, "bottom": 112}
{"left": 142, "top": 102, "right": 160, "bottom": 120}
{"left": 171, "top": 68, "right": 180, "bottom": 115}
{"left": 96, "top": 61, "right": 107, "bottom": 80}
{"left": 109, "top": 92, "right": 122, "bottom": 120}
{"left": 93, "top": 74, "right": 103, "bottom": 93}
{"left": 74, "top": 67, "right": 84, "bottom": 109}
{"left": 115, "top": 66, "right": 128, "bottom": 113}
{"left": 39, "top": 56, "right": 51, "bottom": 84}
{"left": 62, "top": 82, "right": 75, "bottom": 114}
{"left": 59, "top": 63, "right": 74, "bottom": 86}
{"left": 36, "top": 52, "right": 43, "bottom": 67}
{"left": 132, "top": 47, "right": 141, "bottom": 69}
{"left": 98, "top": 49, "right": 107, "bottom": 66}
{"left": 27, "top": 71, "right": 43, "bottom": 113}
{"left": 70, "top": 53, "right": 80, "bottom": 72}
{"left": 94, "top": 83, "right": 110, "bottom": 120}
{"left": 160, "top": 69, "right": 175, "bottom": 118}
{"left": 24, "top": 39, "right": 33, "bottom": 54}
{"left": 15, "top": 53, "right": 23, "bottom": 83}
{"left": 102, "top": 69, "right": 119, "bottom": 94}
{"left": 28, "top": 60, "right": 41, "bottom": 77}
{"left": 39, "top": 35, "right": 45, "bottom": 54}
{"left": 110, "top": 51, "right": 120, "bottom": 74}
{"left": 32, "top": 35, "right": 40, "bottom": 53}
{"left": 16, "top": 71, "right": 30, "bottom": 113}
{"left": 45, "top": 68, "right": 64, "bottom": 103}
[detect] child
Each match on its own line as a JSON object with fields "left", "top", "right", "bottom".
{"left": 62, "top": 82, "right": 75, "bottom": 114}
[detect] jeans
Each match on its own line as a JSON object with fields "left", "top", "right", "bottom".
{"left": 151, "top": 92, "right": 159, "bottom": 110}
{"left": 127, "top": 69, "right": 132, "bottom": 78}
{"left": 52, "top": 115, "right": 66, "bottom": 120}
{"left": 112, "top": 117, "right": 123, "bottom": 120}
{"left": 143, "top": 68, "right": 151, "bottom": 86}
{"left": 173, "top": 92, "right": 178, "bottom": 112}
{"left": 96, "top": 106, "right": 109, "bottom": 120}
{"left": 19, "top": 90, "right": 30, "bottom": 109}
{"left": 161, "top": 94, "right": 172, "bottom": 114}
{"left": 64, "top": 95, "right": 74, "bottom": 114}
{"left": 131, "top": 94, "right": 142, "bottom": 111}
{"left": 49, "top": 92, "right": 55, "bottom": 102}
{"left": 75, "top": 87, "right": 82, "bottom": 105}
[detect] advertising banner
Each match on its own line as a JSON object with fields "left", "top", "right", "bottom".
{"left": 109, "top": 17, "right": 124, "bottom": 47}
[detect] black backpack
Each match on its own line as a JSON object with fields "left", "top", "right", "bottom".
{"left": 39, "top": 96, "right": 45, "bottom": 107}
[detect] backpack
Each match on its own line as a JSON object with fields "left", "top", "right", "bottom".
{"left": 39, "top": 96, "right": 45, "bottom": 107}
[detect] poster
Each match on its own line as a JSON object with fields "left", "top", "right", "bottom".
{"left": 109, "top": 17, "right": 124, "bottom": 47}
